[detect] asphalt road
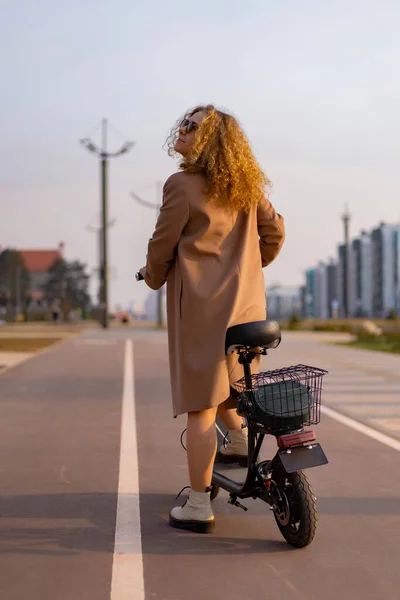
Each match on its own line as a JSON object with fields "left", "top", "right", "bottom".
{"left": 0, "top": 327, "right": 399, "bottom": 600}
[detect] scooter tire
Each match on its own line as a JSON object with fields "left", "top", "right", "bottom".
{"left": 272, "top": 470, "right": 317, "bottom": 548}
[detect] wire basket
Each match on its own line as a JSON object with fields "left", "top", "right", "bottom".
{"left": 233, "top": 364, "right": 328, "bottom": 433}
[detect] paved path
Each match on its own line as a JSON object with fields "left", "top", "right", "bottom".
{"left": 0, "top": 328, "right": 399, "bottom": 600}
{"left": 264, "top": 332, "right": 400, "bottom": 440}
{"left": 0, "top": 352, "right": 33, "bottom": 372}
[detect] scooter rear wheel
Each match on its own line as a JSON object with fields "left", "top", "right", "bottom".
{"left": 272, "top": 469, "right": 317, "bottom": 548}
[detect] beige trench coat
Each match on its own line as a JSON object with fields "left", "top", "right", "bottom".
{"left": 140, "top": 172, "right": 285, "bottom": 417}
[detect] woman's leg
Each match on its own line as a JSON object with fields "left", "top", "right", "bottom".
{"left": 186, "top": 407, "right": 218, "bottom": 492}
{"left": 217, "top": 402, "right": 244, "bottom": 430}
{"left": 216, "top": 399, "right": 248, "bottom": 462}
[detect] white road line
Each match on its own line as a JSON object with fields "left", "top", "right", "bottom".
{"left": 111, "top": 340, "right": 144, "bottom": 600}
{"left": 322, "top": 405, "right": 400, "bottom": 453}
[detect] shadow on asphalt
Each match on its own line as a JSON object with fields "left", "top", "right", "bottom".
{"left": 0, "top": 492, "right": 398, "bottom": 557}
{"left": 0, "top": 491, "right": 292, "bottom": 556}
{"left": 0, "top": 493, "right": 117, "bottom": 556}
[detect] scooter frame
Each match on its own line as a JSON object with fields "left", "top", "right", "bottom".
{"left": 211, "top": 349, "right": 328, "bottom": 511}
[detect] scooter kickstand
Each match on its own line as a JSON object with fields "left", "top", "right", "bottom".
{"left": 228, "top": 493, "right": 248, "bottom": 511}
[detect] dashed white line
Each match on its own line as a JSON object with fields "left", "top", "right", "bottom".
{"left": 111, "top": 340, "right": 144, "bottom": 600}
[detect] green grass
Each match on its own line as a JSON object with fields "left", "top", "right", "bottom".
{"left": 0, "top": 338, "right": 62, "bottom": 352}
{"left": 339, "top": 333, "right": 400, "bottom": 355}
{"left": 281, "top": 318, "right": 400, "bottom": 333}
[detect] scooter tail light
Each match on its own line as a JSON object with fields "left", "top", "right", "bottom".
{"left": 278, "top": 430, "right": 317, "bottom": 449}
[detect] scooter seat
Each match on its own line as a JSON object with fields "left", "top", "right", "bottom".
{"left": 225, "top": 320, "right": 281, "bottom": 355}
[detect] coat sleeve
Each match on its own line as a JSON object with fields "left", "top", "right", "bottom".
{"left": 139, "top": 176, "right": 189, "bottom": 290}
{"left": 257, "top": 197, "right": 285, "bottom": 268}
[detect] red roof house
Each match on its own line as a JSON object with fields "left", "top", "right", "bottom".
{"left": 19, "top": 246, "right": 63, "bottom": 298}
{"left": 20, "top": 250, "right": 61, "bottom": 273}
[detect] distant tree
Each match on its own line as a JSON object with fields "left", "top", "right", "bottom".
{"left": 42, "top": 258, "right": 91, "bottom": 311}
{"left": 0, "top": 249, "right": 30, "bottom": 308}
{"left": 386, "top": 308, "right": 398, "bottom": 321}
{"left": 288, "top": 312, "right": 302, "bottom": 330}
{"left": 67, "top": 260, "right": 91, "bottom": 309}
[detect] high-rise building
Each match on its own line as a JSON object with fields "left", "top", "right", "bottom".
{"left": 303, "top": 220, "right": 400, "bottom": 319}
{"left": 266, "top": 285, "right": 301, "bottom": 320}
{"left": 144, "top": 288, "right": 167, "bottom": 323}
{"left": 314, "top": 262, "right": 328, "bottom": 319}
{"left": 299, "top": 285, "right": 307, "bottom": 318}
{"left": 305, "top": 268, "right": 316, "bottom": 317}
{"left": 350, "top": 231, "right": 372, "bottom": 317}
{"left": 393, "top": 225, "right": 400, "bottom": 315}
{"left": 326, "top": 260, "right": 339, "bottom": 318}
{"left": 371, "top": 223, "right": 398, "bottom": 317}
{"left": 337, "top": 244, "right": 348, "bottom": 318}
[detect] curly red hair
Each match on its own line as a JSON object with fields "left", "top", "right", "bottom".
{"left": 165, "top": 105, "right": 271, "bottom": 212}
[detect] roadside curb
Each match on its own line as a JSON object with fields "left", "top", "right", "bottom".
{"left": 0, "top": 333, "right": 83, "bottom": 377}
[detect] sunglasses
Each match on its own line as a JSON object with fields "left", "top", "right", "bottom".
{"left": 180, "top": 118, "right": 199, "bottom": 134}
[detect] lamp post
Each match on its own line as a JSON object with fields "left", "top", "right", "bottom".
{"left": 86, "top": 218, "right": 116, "bottom": 309}
{"left": 130, "top": 181, "right": 163, "bottom": 328}
{"left": 80, "top": 119, "right": 134, "bottom": 328}
{"left": 341, "top": 204, "right": 351, "bottom": 318}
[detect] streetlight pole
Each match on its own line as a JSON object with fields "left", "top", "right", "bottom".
{"left": 87, "top": 217, "right": 116, "bottom": 308}
{"left": 130, "top": 181, "right": 164, "bottom": 329}
{"left": 15, "top": 264, "right": 21, "bottom": 320}
{"left": 341, "top": 204, "right": 351, "bottom": 318}
{"left": 100, "top": 120, "right": 109, "bottom": 328}
{"left": 80, "top": 119, "right": 134, "bottom": 328}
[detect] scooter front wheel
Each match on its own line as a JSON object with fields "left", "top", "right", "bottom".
{"left": 272, "top": 470, "right": 317, "bottom": 548}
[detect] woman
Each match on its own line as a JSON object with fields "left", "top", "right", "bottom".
{"left": 139, "top": 105, "right": 285, "bottom": 533}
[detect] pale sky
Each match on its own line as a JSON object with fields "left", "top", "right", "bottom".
{"left": 1, "top": 0, "right": 399, "bottom": 309}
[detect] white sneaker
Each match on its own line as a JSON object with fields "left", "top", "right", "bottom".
{"left": 169, "top": 488, "right": 215, "bottom": 534}
{"left": 216, "top": 426, "right": 248, "bottom": 466}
